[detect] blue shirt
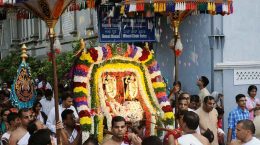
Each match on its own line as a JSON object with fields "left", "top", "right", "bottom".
{"left": 228, "top": 107, "right": 249, "bottom": 139}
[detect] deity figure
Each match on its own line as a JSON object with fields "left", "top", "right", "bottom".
{"left": 125, "top": 75, "right": 138, "bottom": 100}
{"left": 103, "top": 75, "right": 117, "bottom": 100}
{"left": 15, "top": 68, "right": 33, "bottom": 102}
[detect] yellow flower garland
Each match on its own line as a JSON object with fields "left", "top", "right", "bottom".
{"left": 97, "top": 115, "right": 104, "bottom": 143}
{"left": 163, "top": 112, "right": 174, "bottom": 120}
{"left": 152, "top": 82, "right": 166, "bottom": 88}
{"left": 80, "top": 116, "right": 92, "bottom": 125}
{"left": 80, "top": 52, "right": 94, "bottom": 63}
{"left": 73, "top": 87, "right": 88, "bottom": 95}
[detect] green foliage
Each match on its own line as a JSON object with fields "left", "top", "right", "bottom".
{"left": 0, "top": 50, "right": 76, "bottom": 85}
{"left": 0, "top": 52, "right": 42, "bottom": 84}
{"left": 38, "top": 51, "right": 75, "bottom": 84}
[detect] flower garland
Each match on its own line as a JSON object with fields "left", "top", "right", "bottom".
{"left": 97, "top": 115, "right": 104, "bottom": 143}
{"left": 73, "top": 43, "right": 174, "bottom": 142}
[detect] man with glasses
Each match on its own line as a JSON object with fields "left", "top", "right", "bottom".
{"left": 9, "top": 108, "right": 34, "bottom": 145}
{"left": 227, "top": 94, "right": 250, "bottom": 144}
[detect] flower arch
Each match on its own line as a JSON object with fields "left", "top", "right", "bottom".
{"left": 73, "top": 43, "right": 173, "bottom": 142}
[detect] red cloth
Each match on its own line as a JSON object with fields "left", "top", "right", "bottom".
{"left": 163, "top": 128, "right": 182, "bottom": 144}
{"left": 218, "top": 118, "right": 223, "bottom": 128}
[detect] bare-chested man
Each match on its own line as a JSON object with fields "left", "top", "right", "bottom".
{"left": 102, "top": 116, "right": 142, "bottom": 145}
{"left": 9, "top": 108, "right": 33, "bottom": 145}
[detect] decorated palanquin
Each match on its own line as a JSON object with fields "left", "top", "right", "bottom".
{"left": 73, "top": 41, "right": 173, "bottom": 142}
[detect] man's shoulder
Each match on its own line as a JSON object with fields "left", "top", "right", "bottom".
{"left": 201, "top": 88, "right": 210, "bottom": 94}
{"left": 10, "top": 128, "right": 26, "bottom": 139}
{"left": 229, "top": 107, "right": 239, "bottom": 114}
{"left": 102, "top": 139, "right": 114, "bottom": 145}
{"left": 211, "top": 108, "right": 218, "bottom": 115}
{"left": 254, "top": 116, "right": 260, "bottom": 124}
{"left": 230, "top": 140, "right": 242, "bottom": 145}
{"left": 69, "top": 105, "right": 77, "bottom": 110}
{"left": 196, "top": 107, "right": 208, "bottom": 115}
{"left": 195, "top": 107, "right": 202, "bottom": 111}
{"left": 251, "top": 137, "right": 260, "bottom": 143}
{"left": 39, "top": 98, "right": 46, "bottom": 102}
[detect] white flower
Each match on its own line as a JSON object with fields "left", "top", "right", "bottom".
{"left": 160, "top": 101, "right": 170, "bottom": 107}
{"left": 74, "top": 76, "right": 88, "bottom": 83}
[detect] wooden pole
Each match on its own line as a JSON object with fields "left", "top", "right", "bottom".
{"left": 49, "top": 27, "right": 61, "bottom": 145}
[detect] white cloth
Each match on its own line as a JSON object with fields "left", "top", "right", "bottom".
{"left": 37, "top": 81, "right": 52, "bottom": 90}
{"left": 198, "top": 88, "right": 210, "bottom": 101}
{"left": 121, "top": 142, "right": 129, "bottom": 145}
{"left": 177, "top": 134, "right": 203, "bottom": 145}
{"left": 1, "top": 132, "right": 10, "bottom": 144}
{"left": 68, "top": 129, "right": 78, "bottom": 143}
{"left": 40, "top": 97, "right": 55, "bottom": 116}
{"left": 36, "top": 112, "right": 45, "bottom": 124}
{"left": 243, "top": 137, "right": 260, "bottom": 145}
{"left": 17, "top": 132, "right": 30, "bottom": 145}
{"left": 46, "top": 105, "right": 78, "bottom": 133}
{"left": 253, "top": 116, "right": 260, "bottom": 139}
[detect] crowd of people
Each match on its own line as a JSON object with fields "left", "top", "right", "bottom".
{"left": 162, "top": 76, "right": 260, "bottom": 145}
{"left": 0, "top": 75, "right": 259, "bottom": 145}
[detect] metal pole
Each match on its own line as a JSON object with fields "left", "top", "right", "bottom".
{"left": 49, "top": 27, "right": 61, "bottom": 145}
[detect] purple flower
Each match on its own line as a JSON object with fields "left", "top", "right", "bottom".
{"left": 102, "top": 47, "right": 107, "bottom": 60}
{"left": 130, "top": 45, "right": 137, "bottom": 58}
{"left": 74, "top": 70, "right": 88, "bottom": 76}
{"left": 159, "top": 96, "right": 168, "bottom": 103}
{"left": 148, "top": 64, "right": 160, "bottom": 73}
{"left": 76, "top": 101, "right": 88, "bottom": 107}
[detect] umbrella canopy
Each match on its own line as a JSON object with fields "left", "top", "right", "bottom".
{"left": 16, "top": 0, "right": 73, "bottom": 28}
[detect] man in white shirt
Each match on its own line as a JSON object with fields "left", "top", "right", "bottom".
{"left": 197, "top": 76, "right": 210, "bottom": 102}
{"left": 230, "top": 119, "right": 260, "bottom": 145}
{"left": 40, "top": 89, "right": 55, "bottom": 116}
{"left": 46, "top": 91, "right": 78, "bottom": 133}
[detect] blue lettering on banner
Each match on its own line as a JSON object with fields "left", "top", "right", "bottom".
{"left": 98, "top": 6, "right": 156, "bottom": 43}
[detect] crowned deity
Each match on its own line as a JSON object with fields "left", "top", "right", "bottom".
{"left": 103, "top": 75, "right": 117, "bottom": 100}
{"left": 125, "top": 74, "right": 138, "bottom": 101}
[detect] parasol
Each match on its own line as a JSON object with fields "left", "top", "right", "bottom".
{"left": 15, "top": 0, "right": 75, "bottom": 144}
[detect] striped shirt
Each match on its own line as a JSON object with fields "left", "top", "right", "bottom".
{"left": 228, "top": 107, "right": 249, "bottom": 139}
